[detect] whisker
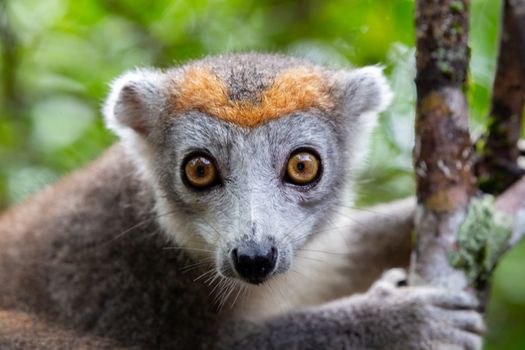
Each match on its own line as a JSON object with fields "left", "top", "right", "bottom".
{"left": 206, "top": 272, "right": 222, "bottom": 286}
{"left": 179, "top": 259, "right": 214, "bottom": 274}
{"left": 281, "top": 214, "right": 317, "bottom": 243}
{"left": 109, "top": 209, "right": 178, "bottom": 244}
{"left": 209, "top": 276, "right": 227, "bottom": 300}
{"left": 193, "top": 268, "right": 217, "bottom": 282}
{"left": 294, "top": 254, "right": 328, "bottom": 263}
{"left": 296, "top": 248, "right": 350, "bottom": 256}
{"left": 219, "top": 281, "right": 237, "bottom": 311}
{"left": 230, "top": 283, "right": 245, "bottom": 309}
{"left": 214, "top": 279, "right": 232, "bottom": 309}
{"left": 335, "top": 204, "right": 407, "bottom": 220}
{"left": 163, "top": 246, "right": 214, "bottom": 253}
{"left": 290, "top": 268, "right": 313, "bottom": 282}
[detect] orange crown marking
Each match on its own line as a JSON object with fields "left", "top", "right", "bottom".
{"left": 170, "top": 66, "right": 334, "bottom": 127}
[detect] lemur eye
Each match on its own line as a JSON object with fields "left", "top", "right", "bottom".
{"left": 183, "top": 154, "right": 219, "bottom": 190}
{"left": 285, "top": 150, "right": 321, "bottom": 186}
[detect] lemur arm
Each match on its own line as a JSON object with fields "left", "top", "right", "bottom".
{"left": 345, "top": 196, "right": 416, "bottom": 291}
{"left": 221, "top": 269, "right": 483, "bottom": 350}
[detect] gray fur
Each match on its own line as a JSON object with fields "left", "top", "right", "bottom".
{"left": 0, "top": 53, "right": 482, "bottom": 349}
{"left": 155, "top": 111, "right": 347, "bottom": 280}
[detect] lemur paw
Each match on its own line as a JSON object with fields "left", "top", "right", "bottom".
{"left": 369, "top": 268, "right": 408, "bottom": 294}
{"left": 366, "top": 268, "right": 484, "bottom": 350}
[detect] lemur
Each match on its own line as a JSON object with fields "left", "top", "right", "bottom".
{"left": 0, "top": 53, "right": 484, "bottom": 349}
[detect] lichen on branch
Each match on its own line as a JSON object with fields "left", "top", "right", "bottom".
{"left": 449, "top": 195, "right": 513, "bottom": 286}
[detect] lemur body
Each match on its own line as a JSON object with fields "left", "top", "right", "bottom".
{"left": 0, "top": 54, "right": 483, "bottom": 349}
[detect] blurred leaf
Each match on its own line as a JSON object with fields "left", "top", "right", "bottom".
{"left": 30, "top": 96, "right": 95, "bottom": 151}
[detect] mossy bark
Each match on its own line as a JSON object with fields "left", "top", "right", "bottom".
{"left": 412, "top": 0, "right": 476, "bottom": 289}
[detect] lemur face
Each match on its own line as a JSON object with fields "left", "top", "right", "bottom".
{"left": 104, "top": 53, "right": 392, "bottom": 285}
{"left": 159, "top": 112, "right": 341, "bottom": 283}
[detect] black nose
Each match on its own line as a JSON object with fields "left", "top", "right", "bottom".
{"left": 232, "top": 243, "right": 277, "bottom": 284}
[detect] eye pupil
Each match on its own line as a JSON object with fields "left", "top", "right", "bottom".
{"left": 196, "top": 165, "right": 206, "bottom": 176}
{"left": 297, "top": 162, "right": 305, "bottom": 171}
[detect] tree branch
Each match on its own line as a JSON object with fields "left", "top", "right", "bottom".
{"left": 495, "top": 176, "right": 525, "bottom": 247}
{"left": 412, "top": 0, "right": 475, "bottom": 290}
{"left": 475, "top": 0, "right": 525, "bottom": 194}
{"left": 412, "top": 0, "right": 525, "bottom": 316}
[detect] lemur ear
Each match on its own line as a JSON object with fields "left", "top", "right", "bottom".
{"left": 103, "top": 69, "right": 167, "bottom": 138}
{"left": 334, "top": 66, "right": 393, "bottom": 118}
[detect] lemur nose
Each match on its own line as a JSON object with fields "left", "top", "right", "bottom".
{"left": 232, "top": 242, "right": 277, "bottom": 284}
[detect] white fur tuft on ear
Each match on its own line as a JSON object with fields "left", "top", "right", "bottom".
{"left": 103, "top": 68, "right": 167, "bottom": 139}
{"left": 334, "top": 66, "right": 393, "bottom": 175}
{"left": 336, "top": 65, "right": 393, "bottom": 117}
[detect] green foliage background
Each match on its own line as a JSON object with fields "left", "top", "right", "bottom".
{"left": 0, "top": 0, "right": 523, "bottom": 347}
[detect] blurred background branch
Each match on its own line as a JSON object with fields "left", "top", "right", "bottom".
{"left": 0, "top": 0, "right": 22, "bottom": 119}
{"left": 475, "top": 0, "right": 525, "bottom": 194}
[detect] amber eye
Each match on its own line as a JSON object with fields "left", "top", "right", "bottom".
{"left": 183, "top": 154, "right": 219, "bottom": 189}
{"left": 285, "top": 150, "right": 321, "bottom": 186}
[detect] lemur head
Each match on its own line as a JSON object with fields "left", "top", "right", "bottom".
{"left": 104, "top": 53, "right": 392, "bottom": 285}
